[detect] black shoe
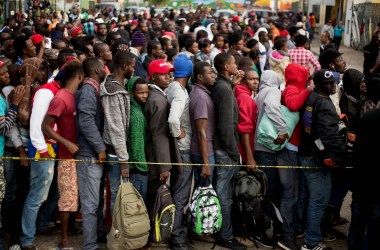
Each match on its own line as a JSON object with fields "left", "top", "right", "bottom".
{"left": 216, "top": 238, "right": 247, "bottom": 250}
{"left": 295, "top": 229, "right": 305, "bottom": 238}
{"left": 278, "top": 238, "right": 300, "bottom": 250}
{"left": 36, "top": 225, "right": 55, "bottom": 235}
{"left": 97, "top": 235, "right": 107, "bottom": 244}
{"left": 254, "top": 234, "right": 276, "bottom": 249}
{"left": 170, "top": 243, "right": 194, "bottom": 250}
{"left": 21, "top": 245, "right": 38, "bottom": 250}
{"left": 301, "top": 242, "right": 332, "bottom": 250}
{"left": 322, "top": 231, "right": 336, "bottom": 242}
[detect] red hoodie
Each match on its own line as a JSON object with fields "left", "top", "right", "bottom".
{"left": 234, "top": 84, "right": 258, "bottom": 162}
{"left": 282, "top": 63, "right": 311, "bottom": 146}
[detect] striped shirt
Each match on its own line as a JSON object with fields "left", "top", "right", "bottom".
{"left": 0, "top": 95, "right": 18, "bottom": 156}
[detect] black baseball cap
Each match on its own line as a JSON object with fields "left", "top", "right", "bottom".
{"left": 313, "top": 69, "right": 339, "bottom": 84}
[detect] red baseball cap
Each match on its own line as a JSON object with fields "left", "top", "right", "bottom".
{"left": 148, "top": 59, "right": 175, "bottom": 77}
{"left": 30, "top": 34, "right": 43, "bottom": 45}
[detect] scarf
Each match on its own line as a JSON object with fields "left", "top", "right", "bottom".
{"left": 83, "top": 77, "right": 100, "bottom": 96}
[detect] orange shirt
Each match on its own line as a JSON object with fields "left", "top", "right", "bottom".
{"left": 272, "top": 27, "right": 280, "bottom": 42}
{"left": 309, "top": 16, "right": 316, "bottom": 29}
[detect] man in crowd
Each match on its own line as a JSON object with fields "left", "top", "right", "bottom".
{"left": 211, "top": 53, "right": 246, "bottom": 250}
{"left": 100, "top": 50, "right": 135, "bottom": 214}
{"left": 76, "top": 57, "right": 107, "bottom": 250}
{"left": 166, "top": 54, "right": 193, "bottom": 250}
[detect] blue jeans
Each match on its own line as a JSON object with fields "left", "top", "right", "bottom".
{"left": 171, "top": 150, "right": 193, "bottom": 245}
{"left": 255, "top": 151, "right": 281, "bottom": 207}
{"left": 21, "top": 159, "right": 55, "bottom": 247}
{"left": 255, "top": 150, "right": 281, "bottom": 234}
{"left": 299, "top": 156, "right": 332, "bottom": 247}
{"left": 277, "top": 148, "right": 300, "bottom": 241}
{"left": 348, "top": 197, "right": 380, "bottom": 250}
{"left": 2, "top": 149, "right": 18, "bottom": 229}
{"left": 129, "top": 171, "right": 148, "bottom": 203}
{"left": 191, "top": 154, "right": 215, "bottom": 187}
{"left": 36, "top": 163, "right": 59, "bottom": 233}
{"left": 77, "top": 156, "right": 104, "bottom": 250}
{"left": 294, "top": 172, "right": 308, "bottom": 233}
{"left": 106, "top": 155, "right": 121, "bottom": 215}
{"left": 214, "top": 150, "right": 240, "bottom": 241}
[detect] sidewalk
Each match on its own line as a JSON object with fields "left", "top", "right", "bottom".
{"left": 33, "top": 193, "right": 352, "bottom": 249}
{"left": 310, "top": 39, "right": 364, "bottom": 71}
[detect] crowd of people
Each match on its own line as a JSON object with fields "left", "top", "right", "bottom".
{"left": 0, "top": 4, "right": 378, "bottom": 250}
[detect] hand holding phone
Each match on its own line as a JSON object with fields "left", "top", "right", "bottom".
{"left": 45, "top": 37, "right": 52, "bottom": 49}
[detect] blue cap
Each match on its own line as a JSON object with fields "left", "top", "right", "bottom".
{"left": 173, "top": 54, "right": 193, "bottom": 78}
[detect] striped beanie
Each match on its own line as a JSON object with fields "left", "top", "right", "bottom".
{"left": 131, "top": 30, "right": 146, "bottom": 47}
{"left": 69, "top": 26, "right": 83, "bottom": 39}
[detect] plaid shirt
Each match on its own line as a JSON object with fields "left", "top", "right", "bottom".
{"left": 289, "top": 47, "right": 321, "bottom": 72}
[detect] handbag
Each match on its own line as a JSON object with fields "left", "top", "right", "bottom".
{"left": 257, "top": 105, "right": 299, "bottom": 151}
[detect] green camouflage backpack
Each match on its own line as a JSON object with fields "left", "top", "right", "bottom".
{"left": 189, "top": 179, "right": 222, "bottom": 235}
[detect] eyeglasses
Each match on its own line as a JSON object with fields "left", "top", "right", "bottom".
{"left": 324, "top": 71, "right": 333, "bottom": 78}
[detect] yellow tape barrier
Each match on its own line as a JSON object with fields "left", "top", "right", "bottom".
{"left": 0, "top": 156, "right": 353, "bottom": 169}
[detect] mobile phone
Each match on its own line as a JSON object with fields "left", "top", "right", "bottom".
{"left": 45, "top": 37, "right": 52, "bottom": 49}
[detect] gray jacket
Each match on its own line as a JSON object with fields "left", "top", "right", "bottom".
{"left": 165, "top": 81, "right": 192, "bottom": 151}
{"left": 100, "top": 75, "right": 130, "bottom": 162}
{"left": 254, "top": 70, "right": 287, "bottom": 153}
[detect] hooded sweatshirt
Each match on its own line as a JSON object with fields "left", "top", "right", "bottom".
{"left": 125, "top": 77, "right": 148, "bottom": 172}
{"left": 282, "top": 63, "right": 311, "bottom": 147}
{"left": 234, "top": 83, "right": 258, "bottom": 162}
{"left": 100, "top": 75, "right": 130, "bottom": 164}
{"left": 269, "top": 50, "right": 290, "bottom": 85}
{"left": 254, "top": 70, "right": 287, "bottom": 153}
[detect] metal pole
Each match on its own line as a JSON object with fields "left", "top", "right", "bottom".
{"left": 299, "top": 0, "right": 304, "bottom": 13}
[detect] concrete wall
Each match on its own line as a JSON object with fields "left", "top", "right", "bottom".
{"left": 348, "top": 2, "right": 380, "bottom": 50}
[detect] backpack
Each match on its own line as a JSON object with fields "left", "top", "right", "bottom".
{"left": 107, "top": 180, "right": 150, "bottom": 250}
{"left": 188, "top": 179, "right": 222, "bottom": 235}
{"left": 232, "top": 170, "right": 282, "bottom": 243}
{"left": 150, "top": 184, "right": 176, "bottom": 244}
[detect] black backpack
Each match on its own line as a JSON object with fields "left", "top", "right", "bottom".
{"left": 232, "top": 170, "right": 282, "bottom": 244}
{"left": 150, "top": 184, "right": 176, "bottom": 244}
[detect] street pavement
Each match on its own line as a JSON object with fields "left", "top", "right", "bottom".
{"left": 31, "top": 40, "right": 364, "bottom": 250}
{"left": 33, "top": 192, "right": 352, "bottom": 249}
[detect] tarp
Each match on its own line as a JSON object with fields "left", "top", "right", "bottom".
{"left": 309, "top": 0, "right": 336, "bottom": 6}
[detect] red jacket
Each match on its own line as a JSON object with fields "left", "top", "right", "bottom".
{"left": 282, "top": 63, "right": 311, "bottom": 146}
{"left": 234, "top": 84, "right": 258, "bottom": 162}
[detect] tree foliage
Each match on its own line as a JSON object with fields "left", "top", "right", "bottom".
{"left": 148, "top": 0, "right": 171, "bottom": 7}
